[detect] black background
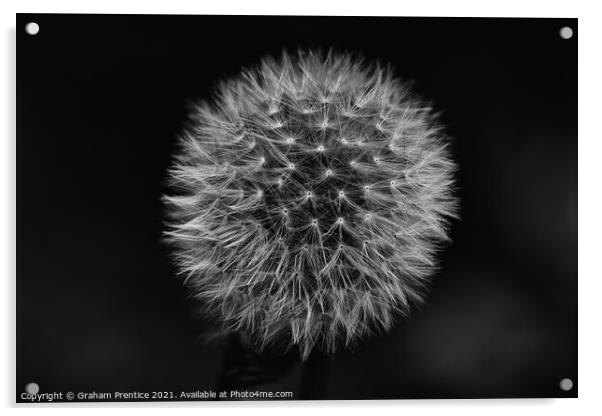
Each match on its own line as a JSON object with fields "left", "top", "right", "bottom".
{"left": 17, "top": 14, "right": 577, "bottom": 400}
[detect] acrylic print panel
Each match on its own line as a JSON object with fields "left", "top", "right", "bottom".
{"left": 16, "top": 14, "right": 577, "bottom": 402}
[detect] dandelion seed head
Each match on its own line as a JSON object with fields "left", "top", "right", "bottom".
{"left": 164, "top": 49, "right": 458, "bottom": 359}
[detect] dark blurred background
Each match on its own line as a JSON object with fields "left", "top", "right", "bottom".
{"left": 16, "top": 14, "right": 577, "bottom": 400}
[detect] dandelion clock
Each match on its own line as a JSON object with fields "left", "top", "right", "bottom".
{"left": 164, "top": 50, "right": 458, "bottom": 359}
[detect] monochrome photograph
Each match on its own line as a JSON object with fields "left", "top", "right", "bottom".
{"left": 15, "top": 13, "right": 577, "bottom": 402}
